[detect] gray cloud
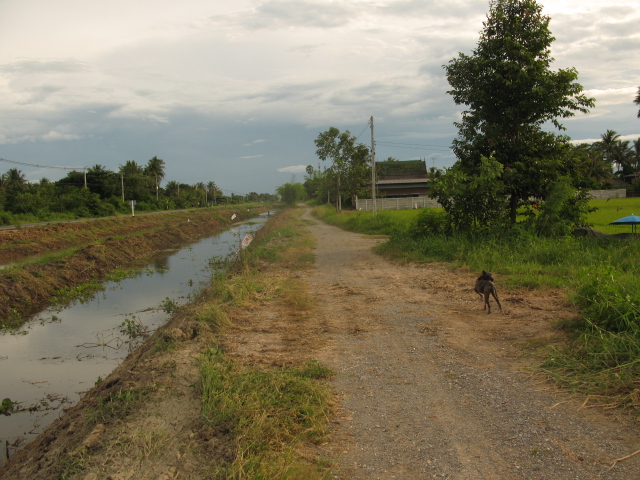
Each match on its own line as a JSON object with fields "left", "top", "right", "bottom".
{"left": 0, "top": 59, "right": 91, "bottom": 74}
{"left": 212, "top": 0, "right": 357, "bottom": 30}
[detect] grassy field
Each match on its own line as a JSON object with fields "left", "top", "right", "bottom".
{"left": 587, "top": 198, "right": 640, "bottom": 234}
{"left": 313, "top": 198, "right": 640, "bottom": 410}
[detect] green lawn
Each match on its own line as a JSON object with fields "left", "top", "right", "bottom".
{"left": 588, "top": 197, "right": 640, "bottom": 234}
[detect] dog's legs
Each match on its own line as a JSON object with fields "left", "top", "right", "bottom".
{"left": 491, "top": 287, "right": 502, "bottom": 313}
{"left": 484, "top": 291, "right": 491, "bottom": 314}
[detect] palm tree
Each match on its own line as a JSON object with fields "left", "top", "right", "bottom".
{"left": 5, "top": 168, "right": 27, "bottom": 186}
{"left": 119, "top": 160, "right": 143, "bottom": 177}
{"left": 599, "top": 129, "right": 621, "bottom": 165}
{"left": 164, "top": 180, "right": 180, "bottom": 197}
{"left": 635, "top": 86, "right": 640, "bottom": 118}
{"left": 144, "top": 156, "right": 166, "bottom": 200}
{"left": 206, "top": 181, "right": 219, "bottom": 201}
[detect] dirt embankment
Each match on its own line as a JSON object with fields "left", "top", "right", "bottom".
{"left": 0, "top": 208, "right": 259, "bottom": 327}
{"left": 2, "top": 208, "right": 640, "bottom": 479}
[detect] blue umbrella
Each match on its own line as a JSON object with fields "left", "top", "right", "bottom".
{"left": 610, "top": 214, "right": 640, "bottom": 233}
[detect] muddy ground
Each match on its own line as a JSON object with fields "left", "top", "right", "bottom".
{"left": 2, "top": 208, "right": 640, "bottom": 479}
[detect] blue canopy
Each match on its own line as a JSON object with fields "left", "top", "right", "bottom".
{"left": 610, "top": 214, "right": 640, "bottom": 233}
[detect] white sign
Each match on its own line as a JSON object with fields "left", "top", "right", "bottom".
{"left": 231, "top": 213, "right": 237, "bottom": 220}
{"left": 241, "top": 235, "right": 253, "bottom": 249}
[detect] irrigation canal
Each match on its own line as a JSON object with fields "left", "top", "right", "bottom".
{"left": 0, "top": 213, "right": 269, "bottom": 465}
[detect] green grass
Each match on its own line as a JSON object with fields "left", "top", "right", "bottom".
{"left": 587, "top": 198, "right": 640, "bottom": 234}
{"left": 189, "top": 208, "right": 334, "bottom": 477}
{"left": 200, "top": 349, "right": 333, "bottom": 479}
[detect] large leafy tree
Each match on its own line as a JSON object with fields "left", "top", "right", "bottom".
{"left": 87, "top": 164, "right": 119, "bottom": 199}
{"left": 314, "top": 127, "right": 370, "bottom": 211}
{"left": 443, "top": 0, "right": 594, "bottom": 223}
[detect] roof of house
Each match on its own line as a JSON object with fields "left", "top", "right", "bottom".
{"left": 377, "top": 160, "right": 427, "bottom": 177}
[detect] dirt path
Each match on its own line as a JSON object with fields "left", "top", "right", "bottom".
{"left": 303, "top": 210, "right": 640, "bottom": 480}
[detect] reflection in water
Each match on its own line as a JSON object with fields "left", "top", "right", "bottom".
{"left": 152, "top": 255, "right": 171, "bottom": 274}
{"left": 0, "top": 214, "right": 268, "bottom": 465}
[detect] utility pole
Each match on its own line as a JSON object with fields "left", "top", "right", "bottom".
{"left": 370, "top": 116, "right": 377, "bottom": 216}
{"left": 83, "top": 167, "right": 87, "bottom": 189}
{"left": 120, "top": 174, "right": 124, "bottom": 202}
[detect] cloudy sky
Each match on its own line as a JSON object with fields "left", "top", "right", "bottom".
{"left": 1, "top": 0, "right": 638, "bottom": 195}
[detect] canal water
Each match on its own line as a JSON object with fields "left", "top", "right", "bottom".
{"left": 0, "top": 213, "right": 269, "bottom": 465}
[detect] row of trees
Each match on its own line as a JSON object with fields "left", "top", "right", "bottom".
{"left": 304, "top": 0, "right": 639, "bottom": 236}
{"left": 0, "top": 157, "right": 276, "bottom": 224}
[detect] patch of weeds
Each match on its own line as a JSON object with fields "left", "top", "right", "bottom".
{"left": 160, "top": 296, "right": 180, "bottom": 314}
{"left": 1, "top": 397, "right": 17, "bottom": 415}
{"left": 200, "top": 349, "right": 333, "bottom": 479}
{"left": 87, "top": 388, "right": 148, "bottom": 424}
{"left": 58, "top": 449, "right": 89, "bottom": 480}
{"left": 51, "top": 281, "right": 105, "bottom": 307}
{"left": 114, "top": 429, "right": 170, "bottom": 460}
{"left": 153, "top": 335, "right": 177, "bottom": 354}
{"left": 118, "top": 316, "right": 150, "bottom": 349}
{"left": 104, "top": 268, "right": 139, "bottom": 282}
{"left": 195, "top": 304, "right": 230, "bottom": 330}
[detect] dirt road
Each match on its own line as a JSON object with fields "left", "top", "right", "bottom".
{"left": 2, "top": 209, "right": 640, "bottom": 479}
{"left": 303, "top": 210, "right": 640, "bottom": 479}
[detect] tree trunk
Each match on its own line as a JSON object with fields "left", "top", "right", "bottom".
{"left": 510, "top": 194, "right": 517, "bottom": 224}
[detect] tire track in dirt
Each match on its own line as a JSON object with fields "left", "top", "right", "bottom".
{"left": 304, "top": 210, "right": 640, "bottom": 480}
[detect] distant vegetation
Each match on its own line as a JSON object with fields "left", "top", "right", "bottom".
{"left": 0, "top": 156, "right": 277, "bottom": 225}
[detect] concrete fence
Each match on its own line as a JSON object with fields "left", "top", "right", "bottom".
{"left": 588, "top": 189, "right": 627, "bottom": 200}
{"left": 355, "top": 196, "right": 441, "bottom": 212}
{"left": 355, "top": 189, "right": 627, "bottom": 212}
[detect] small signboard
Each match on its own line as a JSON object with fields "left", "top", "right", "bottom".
{"left": 241, "top": 235, "right": 253, "bottom": 249}
{"left": 231, "top": 213, "right": 237, "bottom": 221}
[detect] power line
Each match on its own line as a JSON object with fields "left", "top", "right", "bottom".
{"left": 0, "top": 157, "right": 84, "bottom": 171}
{"left": 376, "top": 141, "right": 452, "bottom": 150}
{"left": 354, "top": 120, "right": 372, "bottom": 143}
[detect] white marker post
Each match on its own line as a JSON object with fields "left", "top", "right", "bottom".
{"left": 130, "top": 200, "right": 136, "bottom": 217}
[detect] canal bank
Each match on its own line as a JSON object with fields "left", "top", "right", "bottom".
{"left": 0, "top": 208, "right": 271, "bottom": 465}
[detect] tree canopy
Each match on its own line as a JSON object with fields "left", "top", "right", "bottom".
{"left": 443, "top": 0, "right": 595, "bottom": 224}
{"left": 314, "top": 127, "right": 370, "bottom": 211}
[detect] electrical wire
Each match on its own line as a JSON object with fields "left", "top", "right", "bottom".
{"left": 375, "top": 141, "right": 452, "bottom": 150}
{"left": 0, "top": 157, "right": 84, "bottom": 171}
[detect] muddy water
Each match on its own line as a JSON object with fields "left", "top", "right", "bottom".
{"left": 0, "top": 214, "right": 268, "bottom": 465}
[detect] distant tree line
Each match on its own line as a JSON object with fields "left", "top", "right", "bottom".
{"left": 0, "top": 156, "right": 276, "bottom": 225}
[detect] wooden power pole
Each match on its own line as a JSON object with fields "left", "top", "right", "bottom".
{"left": 370, "top": 116, "right": 377, "bottom": 216}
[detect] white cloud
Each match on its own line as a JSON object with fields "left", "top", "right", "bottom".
{"left": 42, "top": 131, "right": 83, "bottom": 142}
{"left": 243, "top": 139, "right": 267, "bottom": 147}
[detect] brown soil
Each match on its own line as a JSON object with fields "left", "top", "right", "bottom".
{"left": 0, "top": 209, "right": 257, "bottom": 326}
{"left": 2, "top": 208, "right": 640, "bottom": 479}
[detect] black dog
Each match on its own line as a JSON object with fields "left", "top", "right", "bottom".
{"left": 474, "top": 270, "right": 502, "bottom": 314}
